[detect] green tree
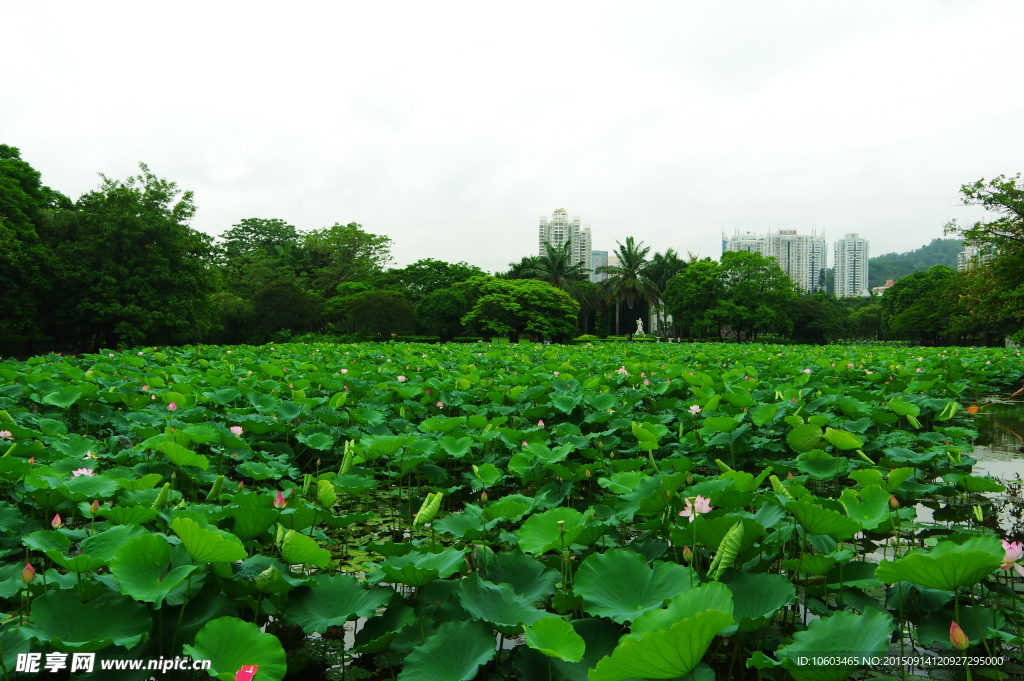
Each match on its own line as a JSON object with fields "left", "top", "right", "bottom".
{"left": 456, "top": 276, "right": 580, "bottom": 342}
{"left": 717, "top": 250, "right": 797, "bottom": 340}
{"left": 665, "top": 259, "right": 724, "bottom": 338}
{"left": 336, "top": 290, "right": 416, "bottom": 337}
{"left": 597, "top": 237, "right": 659, "bottom": 337}
{"left": 880, "top": 265, "right": 956, "bottom": 341}
{"left": 534, "top": 241, "right": 590, "bottom": 293}
{"left": 646, "top": 249, "right": 687, "bottom": 335}
{"left": 416, "top": 288, "right": 470, "bottom": 342}
{"left": 496, "top": 255, "right": 541, "bottom": 280}
{"left": 218, "top": 218, "right": 300, "bottom": 259}
{"left": 44, "top": 164, "right": 215, "bottom": 347}
{"left": 788, "top": 293, "right": 848, "bottom": 345}
{"left": 302, "top": 222, "right": 393, "bottom": 295}
{"left": 372, "top": 258, "right": 484, "bottom": 303}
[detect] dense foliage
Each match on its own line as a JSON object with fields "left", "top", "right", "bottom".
{"left": 868, "top": 238, "right": 963, "bottom": 289}
{"left": 0, "top": 341, "right": 1022, "bottom": 679}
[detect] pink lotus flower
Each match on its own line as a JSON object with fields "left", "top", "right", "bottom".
{"left": 0, "top": 431, "right": 12, "bottom": 440}
{"left": 230, "top": 426, "right": 244, "bottom": 437}
{"left": 22, "top": 562, "right": 35, "bottom": 584}
{"left": 141, "top": 385, "right": 149, "bottom": 391}
{"left": 273, "top": 491, "right": 287, "bottom": 509}
{"left": 71, "top": 468, "right": 94, "bottom": 477}
{"left": 644, "top": 379, "right": 651, "bottom": 386}
{"left": 436, "top": 401, "right": 444, "bottom": 408}
{"left": 1001, "top": 539, "right": 1024, "bottom": 577}
{"left": 340, "top": 368, "right": 348, "bottom": 374}
{"left": 397, "top": 375, "right": 407, "bottom": 382}
{"left": 679, "top": 495, "right": 713, "bottom": 523}
{"left": 553, "top": 371, "right": 559, "bottom": 376}
{"left": 538, "top": 419, "right": 545, "bottom": 427}
{"left": 51, "top": 514, "right": 63, "bottom": 529}
{"left": 803, "top": 368, "right": 812, "bottom": 374}
{"left": 949, "top": 620, "right": 969, "bottom": 650}
{"left": 522, "top": 441, "right": 529, "bottom": 447}
{"left": 167, "top": 402, "right": 178, "bottom": 411}
{"left": 137, "top": 351, "right": 144, "bottom": 355}
{"left": 615, "top": 366, "right": 629, "bottom": 375}
{"left": 689, "top": 404, "right": 701, "bottom": 414}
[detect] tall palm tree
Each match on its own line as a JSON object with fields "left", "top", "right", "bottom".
{"left": 647, "top": 249, "right": 687, "bottom": 335}
{"left": 535, "top": 240, "right": 590, "bottom": 294}
{"left": 597, "top": 236, "right": 660, "bottom": 337}
{"left": 496, "top": 255, "right": 541, "bottom": 280}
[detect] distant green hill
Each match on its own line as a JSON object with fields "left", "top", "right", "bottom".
{"left": 868, "top": 238, "right": 962, "bottom": 288}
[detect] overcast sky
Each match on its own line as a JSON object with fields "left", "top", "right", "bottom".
{"left": 4, "top": 1, "right": 1022, "bottom": 272}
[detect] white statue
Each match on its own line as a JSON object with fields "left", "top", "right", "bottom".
{"left": 635, "top": 318, "right": 644, "bottom": 336}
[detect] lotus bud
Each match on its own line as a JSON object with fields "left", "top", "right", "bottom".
{"left": 28, "top": 457, "right": 35, "bottom": 465}
{"left": 22, "top": 562, "right": 35, "bottom": 584}
{"left": 481, "top": 491, "right": 488, "bottom": 502}
{"left": 585, "top": 469, "right": 591, "bottom": 478}
{"left": 682, "top": 546, "right": 693, "bottom": 563}
{"left": 51, "top": 513, "right": 63, "bottom": 529}
{"left": 889, "top": 496, "right": 899, "bottom": 508}
{"left": 207, "top": 475, "right": 224, "bottom": 500}
{"left": 949, "top": 621, "right": 969, "bottom": 650}
{"left": 274, "top": 491, "right": 288, "bottom": 509}
{"left": 167, "top": 402, "right": 177, "bottom": 412}
{"left": 238, "top": 480, "right": 245, "bottom": 490}
{"left": 686, "top": 474, "right": 693, "bottom": 485}
{"left": 787, "top": 471, "right": 795, "bottom": 481}
{"left": 89, "top": 499, "right": 100, "bottom": 515}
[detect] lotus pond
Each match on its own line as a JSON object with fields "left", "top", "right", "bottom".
{"left": 0, "top": 342, "right": 1023, "bottom": 681}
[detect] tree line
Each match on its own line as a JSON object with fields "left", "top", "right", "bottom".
{"left": 2, "top": 144, "right": 1021, "bottom": 352}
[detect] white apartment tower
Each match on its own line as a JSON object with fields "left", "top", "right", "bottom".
{"left": 722, "top": 230, "right": 827, "bottom": 292}
{"left": 539, "top": 209, "right": 592, "bottom": 271}
{"left": 834, "top": 233, "right": 870, "bottom": 297}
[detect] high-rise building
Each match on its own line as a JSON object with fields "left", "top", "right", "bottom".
{"left": 539, "top": 209, "right": 592, "bottom": 272}
{"left": 834, "top": 233, "right": 870, "bottom": 297}
{"left": 957, "top": 244, "right": 996, "bottom": 271}
{"left": 722, "top": 230, "right": 827, "bottom": 292}
{"left": 591, "top": 250, "right": 609, "bottom": 283}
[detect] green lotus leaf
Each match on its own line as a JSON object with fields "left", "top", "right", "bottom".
{"left": 182, "top": 424, "right": 220, "bottom": 444}
{"left": 781, "top": 554, "right": 838, "bottom": 577}
{"left": 457, "top": 573, "right": 549, "bottom": 632}
{"left": 79, "top": 524, "right": 149, "bottom": 562}
{"left": 184, "top": 616, "right": 286, "bottom": 681}
{"left": 155, "top": 441, "right": 209, "bottom": 470}
{"left": 703, "top": 416, "right": 739, "bottom": 433}
{"left": 728, "top": 572, "right": 795, "bottom": 631}
{"left": 57, "top": 475, "right": 122, "bottom": 502}
{"left": 838, "top": 485, "right": 890, "bottom": 530}
{"left": 485, "top": 550, "right": 560, "bottom": 603}
{"left": 574, "top": 549, "right": 697, "bottom": 623}
{"left": 774, "top": 608, "right": 893, "bottom": 681}
{"left": 787, "top": 424, "right": 823, "bottom": 453}
{"left": 481, "top": 494, "right": 533, "bottom": 522}
{"left": 99, "top": 505, "right": 159, "bottom": 525}
{"left": 281, "top": 529, "right": 330, "bottom": 568}
{"left": 396, "top": 619, "right": 496, "bottom": 681}
{"left": 110, "top": 534, "right": 199, "bottom": 606}
{"left": 517, "top": 506, "right": 587, "bottom": 555}
{"left": 472, "top": 462, "right": 502, "bottom": 486}
{"left": 886, "top": 398, "right": 920, "bottom": 417}
{"left": 525, "top": 617, "right": 585, "bottom": 663}
{"left": 284, "top": 574, "right": 393, "bottom": 634}
{"left": 589, "top": 609, "right": 733, "bottom": 681}
{"left": 44, "top": 550, "right": 105, "bottom": 573}
{"left": 598, "top": 471, "right": 648, "bottom": 494}
{"left": 960, "top": 475, "right": 1004, "bottom": 493}
{"left": 823, "top": 428, "right": 863, "bottom": 451}
{"left": 42, "top": 387, "right": 82, "bottom": 409}
{"left": 795, "top": 449, "right": 845, "bottom": 481}
{"left": 297, "top": 431, "right": 335, "bottom": 451}
{"left": 375, "top": 547, "right": 467, "bottom": 587}
{"left": 170, "top": 517, "right": 246, "bottom": 563}
{"left": 275, "top": 401, "right": 302, "bottom": 421}
{"left": 434, "top": 511, "right": 486, "bottom": 540}
{"left": 751, "top": 403, "right": 778, "bottom": 426}
{"left": 352, "top": 600, "right": 416, "bottom": 654}
{"left": 229, "top": 506, "right": 280, "bottom": 541}
{"left": 439, "top": 435, "right": 474, "bottom": 458}
{"left": 23, "top": 530, "right": 71, "bottom": 553}
{"left": 631, "top": 582, "right": 735, "bottom": 638}
{"left": 18, "top": 590, "right": 152, "bottom": 652}
{"left": 786, "top": 501, "right": 861, "bottom": 539}
{"left": 875, "top": 537, "right": 1004, "bottom": 590}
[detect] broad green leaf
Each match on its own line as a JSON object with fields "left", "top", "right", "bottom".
{"left": 786, "top": 501, "right": 861, "bottom": 539}
{"left": 525, "top": 617, "right": 585, "bottom": 663}
{"left": 42, "top": 387, "right": 82, "bottom": 409}
{"left": 375, "top": 547, "right": 467, "bottom": 587}
{"left": 485, "top": 550, "right": 560, "bottom": 603}
{"left": 574, "top": 550, "right": 696, "bottom": 623}
{"left": 839, "top": 485, "right": 890, "bottom": 530}
{"left": 184, "top": 616, "right": 286, "bottom": 681}
{"left": 823, "top": 428, "right": 862, "bottom": 450}
{"left": 774, "top": 608, "right": 893, "bottom": 681}
{"left": 397, "top": 620, "right": 495, "bottom": 681}
{"left": 155, "top": 441, "right": 209, "bottom": 470}
{"left": 728, "top": 572, "right": 795, "bottom": 631}
{"left": 631, "top": 582, "right": 734, "bottom": 638}
{"left": 229, "top": 507, "right": 280, "bottom": 541}
{"left": 517, "top": 507, "right": 587, "bottom": 555}
{"left": 703, "top": 416, "right": 739, "bottom": 433}
{"left": 751, "top": 403, "right": 778, "bottom": 426}
{"left": 875, "top": 537, "right": 1004, "bottom": 590}
{"left": 18, "top": 590, "right": 152, "bottom": 652}
{"left": 297, "top": 431, "right": 335, "bottom": 450}
{"left": 439, "top": 435, "right": 474, "bottom": 458}
{"left": 99, "top": 505, "right": 159, "bottom": 525}
{"left": 110, "top": 534, "right": 199, "bottom": 606}
{"left": 170, "top": 517, "right": 246, "bottom": 563}
{"left": 886, "top": 398, "right": 920, "bottom": 417}
{"left": 79, "top": 524, "right": 149, "bottom": 562}
{"left": 281, "top": 529, "right": 331, "bottom": 568}
{"left": 588, "top": 609, "right": 733, "bottom": 681}
{"left": 57, "top": 475, "right": 121, "bottom": 502}
{"left": 787, "top": 424, "right": 822, "bottom": 453}
{"left": 457, "top": 573, "right": 550, "bottom": 631}
{"left": 284, "top": 574, "right": 393, "bottom": 634}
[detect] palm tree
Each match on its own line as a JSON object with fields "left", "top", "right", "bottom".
{"left": 597, "top": 236, "right": 660, "bottom": 337}
{"left": 535, "top": 241, "right": 590, "bottom": 293}
{"left": 496, "top": 255, "right": 541, "bottom": 280}
{"left": 647, "top": 249, "right": 687, "bottom": 335}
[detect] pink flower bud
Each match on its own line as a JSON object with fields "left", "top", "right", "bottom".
{"left": 90, "top": 499, "right": 100, "bottom": 515}
{"left": 949, "top": 621, "right": 969, "bottom": 650}
{"left": 480, "top": 491, "right": 488, "bottom": 502}
{"left": 22, "top": 563, "right": 35, "bottom": 584}
{"left": 682, "top": 546, "right": 693, "bottom": 562}
{"left": 51, "top": 514, "right": 63, "bottom": 529}
{"left": 889, "top": 496, "right": 899, "bottom": 508}
{"left": 538, "top": 419, "right": 545, "bottom": 427}
{"left": 274, "top": 491, "right": 287, "bottom": 509}
{"left": 167, "top": 402, "right": 177, "bottom": 411}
